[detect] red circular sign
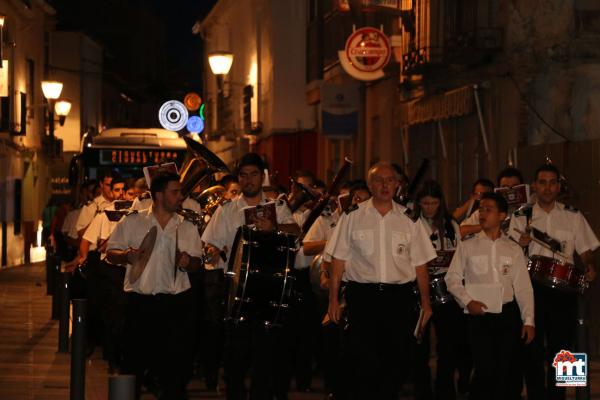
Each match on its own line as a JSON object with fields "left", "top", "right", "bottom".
{"left": 345, "top": 27, "right": 391, "bottom": 73}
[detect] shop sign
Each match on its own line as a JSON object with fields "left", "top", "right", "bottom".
{"left": 338, "top": 27, "right": 390, "bottom": 81}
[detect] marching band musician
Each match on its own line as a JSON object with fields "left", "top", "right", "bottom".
{"left": 75, "top": 171, "right": 114, "bottom": 238}
{"left": 288, "top": 169, "right": 321, "bottom": 392}
{"left": 509, "top": 164, "right": 599, "bottom": 400}
{"left": 445, "top": 192, "right": 535, "bottom": 400}
{"left": 326, "top": 162, "right": 437, "bottom": 400}
{"left": 303, "top": 183, "right": 365, "bottom": 399}
{"left": 220, "top": 174, "right": 241, "bottom": 201}
{"left": 200, "top": 152, "right": 299, "bottom": 400}
{"left": 106, "top": 172, "right": 205, "bottom": 399}
{"left": 78, "top": 177, "right": 130, "bottom": 373}
{"left": 412, "top": 180, "right": 470, "bottom": 400}
{"left": 456, "top": 179, "right": 494, "bottom": 237}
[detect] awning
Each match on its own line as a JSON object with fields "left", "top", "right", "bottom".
{"left": 401, "top": 85, "right": 474, "bottom": 126}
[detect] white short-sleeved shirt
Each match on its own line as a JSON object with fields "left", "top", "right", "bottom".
{"left": 325, "top": 199, "right": 437, "bottom": 284}
{"left": 294, "top": 209, "right": 314, "bottom": 269}
{"left": 445, "top": 231, "right": 534, "bottom": 325}
{"left": 63, "top": 208, "right": 82, "bottom": 238}
{"left": 201, "top": 192, "right": 295, "bottom": 270}
{"left": 460, "top": 209, "right": 480, "bottom": 227}
{"left": 305, "top": 211, "right": 340, "bottom": 263}
{"left": 75, "top": 195, "right": 112, "bottom": 234}
{"left": 107, "top": 207, "right": 203, "bottom": 295}
{"left": 508, "top": 202, "right": 600, "bottom": 264}
{"left": 82, "top": 201, "right": 129, "bottom": 256}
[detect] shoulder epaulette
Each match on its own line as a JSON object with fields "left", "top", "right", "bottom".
{"left": 85, "top": 199, "right": 94, "bottom": 206}
{"left": 461, "top": 233, "right": 476, "bottom": 242}
{"left": 513, "top": 204, "right": 533, "bottom": 217}
{"left": 139, "top": 192, "right": 152, "bottom": 200}
{"left": 221, "top": 198, "right": 232, "bottom": 206}
{"left": 404, "top": 207, "right": 419, "bottom": 222}
{"left": 564, "top": 204, "right": 579, "bottom": 213}
{"left": 345, "top": 204, "right": 359, "bottom": 215}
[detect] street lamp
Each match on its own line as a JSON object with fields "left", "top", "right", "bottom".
{"left": 54, "top": 99, "right": 72, "bottom": 126}
{"left": 208, "top": 52, "right": 234, "bottom": 139}
{"left": 41, "top": 80, "right": 66, "bottom": 138}
{"left": 208, "top": 52, "right": 233, "bottom": 75}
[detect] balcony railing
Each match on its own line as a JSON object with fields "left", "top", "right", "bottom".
{"left": 402, "top": 27, "right": 503, "bottom": 75}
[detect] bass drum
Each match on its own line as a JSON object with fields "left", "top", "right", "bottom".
{"left": 309, "top": 254, "right": 329, "bottom": 300}
{"left": 226, "top": 226, "right": 298, "bottom": 327}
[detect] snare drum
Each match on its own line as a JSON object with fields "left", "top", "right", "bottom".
{"left": 226, "top": 226, "right": 298, "bottom": 327}
{"left": 527, "top": 255, "right": 588, "bottom": 293}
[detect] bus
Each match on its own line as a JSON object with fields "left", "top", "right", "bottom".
{"left": 69, "top": 128, "right": 188, "bottom": 184}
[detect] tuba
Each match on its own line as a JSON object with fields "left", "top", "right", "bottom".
{"left": 179, "top": 136, "right": 230, "bottom": 198}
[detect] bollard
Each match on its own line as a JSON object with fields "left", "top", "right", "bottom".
{"left": 58, "top": 272, "right": 71, "bottom": 353}
{"left": 109, "top": 375, "right": 136, "bottom": 400}
{"left": 51, "top": 261, "right": 61, "bottom": 320}
{"left": 46, "top": 251, "right": 55, "bottom": 295}
{"left": 70, "top": 299, "right": 86, "bottom": 400}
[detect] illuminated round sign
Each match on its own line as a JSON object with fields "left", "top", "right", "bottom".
{"left": 186, "top": 115, "right": 204, "bottom": 133}
{"left": 158, "top": 100, "right": 188, "bottom": 131}
{"left": 184, "top": 92, "right": 202, "bottom": 111}
{"left": 345, "top": 27, "right": 391, "bottom": 73}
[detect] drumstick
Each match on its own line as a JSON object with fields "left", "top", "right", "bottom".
{"left": 512, "top": 228, "right": 569, "bottom": 260}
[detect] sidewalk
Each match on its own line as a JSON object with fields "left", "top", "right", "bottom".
{"left": 0, "top": 262, "right": 598, "bottom": 399}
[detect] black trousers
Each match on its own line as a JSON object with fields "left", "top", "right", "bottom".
{"left": 345, "top": 281, "right": 416, "bottom": 400}
{"left": 285, "top": 267, "right": 320, "bottom": 390}
{"left": 413, "top": 299, "right": 472, "bottom": 400}
{"left": 468, "top": 301, "right": 521, "bottom": 400}
{"left": 224, "top": 321, "right": 291, "bottom": 400}
{"left": 97, "top": 261, "right": 127, "bottom": 367}
{"left": 521, "top": 284, "right": 577, "bottom": 400}
{"left": 122, "top": 290, "right": 197, "bottom": 400}
{"left": 196, "top": 268, "right": 226, "bottom": 389}
{"left": 85, "top": 251, "right": 104, "bottom": 351}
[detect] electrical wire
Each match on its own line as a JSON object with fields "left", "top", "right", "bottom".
{"left": 506, "top": 72, "right": 570, "bottom": 142}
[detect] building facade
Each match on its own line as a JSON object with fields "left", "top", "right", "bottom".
{"left": 196, "top": 0, "right": 316, "bottom": 185}
{"left": 0, "top": 0, "right": 57, "bottom": 267}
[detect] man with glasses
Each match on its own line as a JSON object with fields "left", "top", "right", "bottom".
{"left": 326, "top": 162, "right": 436, "bottom": 400}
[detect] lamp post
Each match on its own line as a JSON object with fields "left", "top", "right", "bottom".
{"left": 41, "top": 80, "right": 64, "bottom": 138}
{"left": 0, "top": 15, "right": 5, "bottom": 65}
{"left": 208, "top": 52, "right": 233, "bottom": 138}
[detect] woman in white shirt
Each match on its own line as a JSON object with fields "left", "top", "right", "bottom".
{"left": 412, "top": 180, "right": 471, "bottom": 400}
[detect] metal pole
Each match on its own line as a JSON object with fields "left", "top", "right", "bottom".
{"left": 473, "top": 84, "right": 491, "bottom": 161}
{"left": 70, "top": 299, "right": 86, "bottom": 400}
{"left": 58, "top": 272, "right": 70, "bottom": 353}
{"left": 51, "top": 261, "right": 61, "bottom": 320}
{"left": 109, "top": 375, "right": 136, "bottom": 400}
{"left": 575, "top": 294, "right": 590, "bottom": 400}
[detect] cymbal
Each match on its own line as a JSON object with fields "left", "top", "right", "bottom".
{"left": 129, "top": 226, "right": 158, "bottom": 284}
{"left": 183, "top": 136, "right": 230, "bottom": 173}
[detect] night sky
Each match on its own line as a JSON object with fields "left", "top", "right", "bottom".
{"left": 49, "top": 0, "right": 218, "bottom": 95}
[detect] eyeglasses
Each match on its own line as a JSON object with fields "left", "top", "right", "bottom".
{"left": 371, "top": 177, "right": 398, "bottom": 185}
